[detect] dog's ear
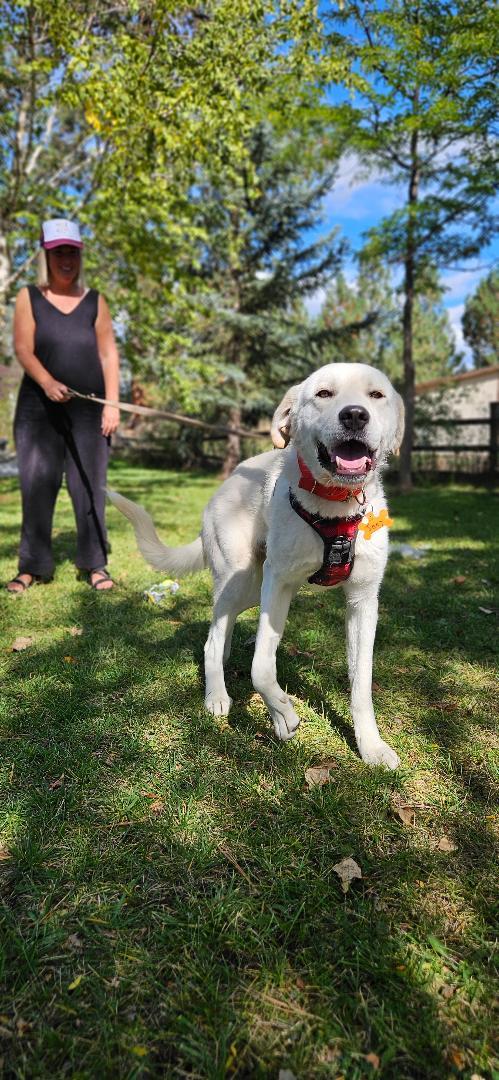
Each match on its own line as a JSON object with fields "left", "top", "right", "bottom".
{"left": 271, "top": 384, "right": 299, "bottom": 448}
{"left": 390, "top": 391, "right": 405, "bottom": 454}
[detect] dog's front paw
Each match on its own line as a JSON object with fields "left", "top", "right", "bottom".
{"left": 359, "top": 738, "right": 400, "bottom": 770}
{"left": 205, "top": 691, "right": 232, "bottom": 717}
{"left": 271, "top": 698, "right": 301, "bottom": 742}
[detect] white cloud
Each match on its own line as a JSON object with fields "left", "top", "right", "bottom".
{"left": 441, "top": 268, "right": 485, "bottom": 304}
{"left": 447, "top": 302, "right": 473, "bottom": 366}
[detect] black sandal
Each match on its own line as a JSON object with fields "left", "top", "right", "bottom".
{"left": 6, "top": 574, "right": 42, "bottom": 594}
{"left": 88, "top": 568, "right": 114, "bottom": 591}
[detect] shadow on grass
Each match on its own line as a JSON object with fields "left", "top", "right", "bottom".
{"left": 0, "top": 481, "right": 497, "bottom": 1078}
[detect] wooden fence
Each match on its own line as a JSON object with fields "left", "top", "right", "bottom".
{"left": 413, "top": 401, "right": 499, "bottom": 474}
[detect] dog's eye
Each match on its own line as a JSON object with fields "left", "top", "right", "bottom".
{"left": 369, "top": 390, "right": 385, "bottom": 399}
{"left": 316, "top": 389, "right": 334, "bottom": 398}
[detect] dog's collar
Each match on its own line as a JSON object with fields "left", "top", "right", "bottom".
{"left": 289, "top": 490, "right": 362, "bottom": 587}
{"left": 297, "top": 454, "right": 363, "bottom": 502}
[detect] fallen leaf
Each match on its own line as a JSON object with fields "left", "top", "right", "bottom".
{"left": 295, "top": 976, "right": 306, "bottom": 990}
{"left": 391, "top": 792, "right": 416, "bottom": 827}
{"left": 305, "top": 766, "right": 331, "bottom": 788}
{"left": 12, "top": 636, "right": 33, "bottom": 652}
{"left": 321, "top": 1046, "right": 341, "bottom": 1064}
{"left": 441, "top": 984, "right": 456, "bottom": 1000}
{"left": 453, "top": 575, "right": 466, "bottom": 585}
{"left": 372, "top": 681, "right": 382, "bottom": 691}
{"left": 437, "top": 835, "right": 457, "bottom": 852}
{"left": 63, "top": 655, "right": 77, "bottom": 664}
{"left": 67, "top": 934, "right": 83, "bottom": 950}
{"left": 67, "top": 974, "right": 83, "bottom": 991}
{"left": 141, "top": 792, "right": 161, "bottom": 799}
{"left": 447, "top": 1047, "right": 466, "bottom": 1071}
{"left": 332, "top": 857, "right": 362, "bottom": 893}
{"left": 49, "top": 775, "right": 64, "bottom": 790}
{"left": 288, "top": 644, "right": 314, "bottom": 657}
{"left": 0, "top": 847, "right": 12, "bottom": 861}
{"left": 365, "top": 1052, "right": 380, "bottom": 1069}
{"left": 149, "top": 799, "right": 164, "bottom": 814}
{"left": 69, "top": 627, "right": 83, "bottom": 636}
{"left": 130, "top": 1046, "right": 148, "bottom": 1057}
{"left": 16, "top": 1019, "right": 31, "bottom": 1037}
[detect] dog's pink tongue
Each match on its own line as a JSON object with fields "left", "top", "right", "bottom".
{"left": 336, "top": 454, "right": 369, "bottom": 474}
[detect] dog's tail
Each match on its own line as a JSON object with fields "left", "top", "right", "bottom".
{"left": 107, "top": 490, "right": 205, "bottom": 577}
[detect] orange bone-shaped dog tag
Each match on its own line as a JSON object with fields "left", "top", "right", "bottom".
{"left": 359, "top": 509, "right": 393, "bottom": 540}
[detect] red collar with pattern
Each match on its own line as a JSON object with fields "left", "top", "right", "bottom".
{"left": 297, "top": 454, "right": 363, "bottom": 502}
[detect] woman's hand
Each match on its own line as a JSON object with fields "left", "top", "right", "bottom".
{"left": 41, "top": 376, "right": 71, "bottom": 403}
{"left": 101, "top": 404, "right": 120, "bottom": 437}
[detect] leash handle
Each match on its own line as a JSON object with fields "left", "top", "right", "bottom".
{"left": 66, "top": 388, "right": 269, "bottom": 440}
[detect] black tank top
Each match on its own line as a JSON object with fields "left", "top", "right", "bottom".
{"left": 24, "top": 285, "right": 105, "bottom": 397}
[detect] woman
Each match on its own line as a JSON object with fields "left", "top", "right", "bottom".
{"left": 6, "top": 217, "right": 120, "bottom": 593}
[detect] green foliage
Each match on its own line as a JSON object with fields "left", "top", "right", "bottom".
{"left": 462, "top": 269, "right": 499, "bottom": 368}
{"left": 320, "top": 0, "right": 498, "bottom": 486}
{"left": 317, "top": 262, "right": 459, "bottom": 384}
{"left": 157, "top": 122, "right": 346, "bottom": 422}
{"left": 324, "top": 0, "right": 498, "bottom": 271}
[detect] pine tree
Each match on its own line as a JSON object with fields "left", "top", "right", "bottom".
{"left": 462, "top": 271, "right": 499, "bottom": 368}
{"left": 171, "top": 123, "right": 347, "bottom": 475}
{"left": 317, "top": 262, "right": 459, "bottom": 383}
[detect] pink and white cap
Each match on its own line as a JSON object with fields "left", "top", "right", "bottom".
{"left": 40, "top": 218, "right": 83, "bottom": 250}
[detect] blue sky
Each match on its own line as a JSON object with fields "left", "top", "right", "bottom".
{"left": 308, "top": 152, "right": 498, "bottom": 366}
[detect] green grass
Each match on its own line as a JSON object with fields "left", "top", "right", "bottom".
{"left": 0, "top": 463, "right": 497, "bottom": 1079}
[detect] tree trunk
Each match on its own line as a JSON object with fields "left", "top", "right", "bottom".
{"left": 221, "top": 404, "right": 242, "bottom": 479}
{"left": 0, "top": 232, "right": 11, "bottom": 361}
{"left": 399, "top": 104, "right": 420, "bottom": 495}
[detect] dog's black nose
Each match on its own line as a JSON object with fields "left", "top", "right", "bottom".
{"left": 339, "top": 405, "right": 370, "bottom": 432}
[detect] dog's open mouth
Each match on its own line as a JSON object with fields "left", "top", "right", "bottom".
{"left": 317, "top": 439, "right": 375, "bottom": 480}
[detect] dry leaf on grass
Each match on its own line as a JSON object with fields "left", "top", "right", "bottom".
{"left": 453, "top": 575, "right": 466, "bottom": 585}
{"left": 67, "top": 974, "right": 83, "bottom": 991}
{"left": 16, "top": 1019, "right": 31, "bottom": 1037}
{"left": 332, "top": 857, "right": 362, "bottom": 893}
{"left": 0, "top": 847, "right": 12, "bottom": 861}
{"left": 437, "top": 835, "right": 457, "bottom": 852}
{"left": 447, "top": 1047, "right": 466, "bottom": 1071}
{"left": 69, "top": 627, "right": 83, "bottom": 637}
{"left": 305, "top": 766, "right": 332, "bottom": 788}
{"left": 11, "top": 636, "right": 33, "bottom": 652}
{"left": 149, "top": 799, "right": 165, "bottom": 814}
{"left": 391, "top": 792, "right": 416, "bottom": 826}
{"left": 67, "top": 934, "right": 83, "bottom": 950}
{"left": 48, "top": 775, "right": 64, "bottom": 790}
{"left": 48, "top": 777, "right": 64, "bottom": 794}
{"left": 63, "top": 655, "right": 77, "bottom": 664}
{"left": 288, "top": 644, "right": 314, "bottom": 657}
{"left": 364, "top": 1052, "right": 380, "bottom": 1069}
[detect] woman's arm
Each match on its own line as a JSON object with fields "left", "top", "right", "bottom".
{"left": 95, "top": 294, "right": 121, "bottom": 436}
{"left": 13, "top": 287, "right": 71, "bottom": 402}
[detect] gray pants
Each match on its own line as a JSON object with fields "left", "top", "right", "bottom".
{"left": 14, "top": 390, "right": 110, "bottom": 578}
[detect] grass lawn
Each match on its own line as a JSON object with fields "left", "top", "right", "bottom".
{"left": 0, "top": 462, "right": 497, "bottom": 1079}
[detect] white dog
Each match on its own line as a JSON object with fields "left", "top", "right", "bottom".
{"left": 109, "top": 363, "right": 404, "bottom": 768}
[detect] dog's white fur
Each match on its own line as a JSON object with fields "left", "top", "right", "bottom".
{"left": 109, "top": 363, "right": 404, "bottom": 768}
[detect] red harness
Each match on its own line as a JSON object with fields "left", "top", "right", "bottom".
{"left": 289, "top": 490, "right": 363, "bottom": 587}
